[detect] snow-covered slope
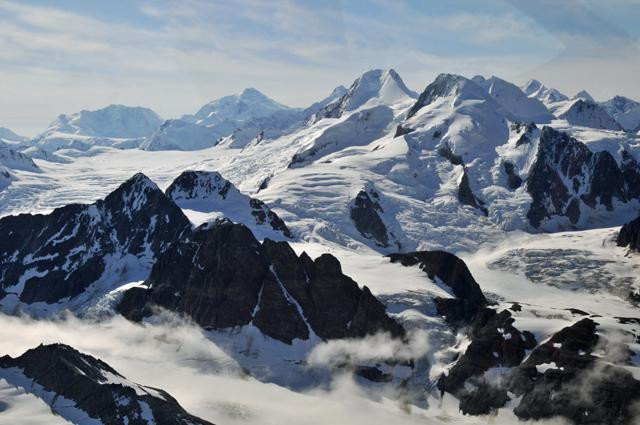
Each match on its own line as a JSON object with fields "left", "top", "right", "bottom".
{"left": 573, "top": 89, "right": 595, "bottom": 102}
{"left": 0, "top": 142, "right": 39, "bottom": 172}
{"left": 33, "top": 105, "right": 162, "bottom": 151}
{"left": 521, "top": 79, "right": 569, "bottom": 104}
{"left": 140, "top": 119, "right": 221, "bottom": 151}
{"left": 165, "top": 170, "right": 292, "bottom": 238}
{"left": 4, "top": 68, "right": 640, "bottom": 425}
{"left": 473, "top": 75, "right": 554, "bottom": 123}
{"left": 0, "top": 127, "right": 29, "bottom": 145}
{"left": 313, "top": 69, "right": 416, "bottom": 121}
{"left": 184, "top": 88, "right": 292, "bottom": 128}
{"left": 601, "top": 95, "right": 640, "bottom": 131}
{"left": 557, "top": 99, "right": 623, "bottom": 130}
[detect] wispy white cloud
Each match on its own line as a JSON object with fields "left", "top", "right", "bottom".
{"left": 0, "top": 0, "right": 638, "bottom": 135}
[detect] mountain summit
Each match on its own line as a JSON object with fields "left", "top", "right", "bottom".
{"left": 184, "top": 88, "right": 292, "bottom": 128}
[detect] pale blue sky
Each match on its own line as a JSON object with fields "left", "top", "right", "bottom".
{"left": 2, "top": 0, "right": 639, "bottom": 135}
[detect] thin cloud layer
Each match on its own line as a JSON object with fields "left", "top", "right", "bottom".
{"left": 0, "top": 0, "right": 638, "bottom": 135}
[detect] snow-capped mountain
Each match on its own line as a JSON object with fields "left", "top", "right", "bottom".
{"left": 139, "top": 119, "right": 221, "bottom": 151}
{"left": 0, "top": 343, "right": 212, "bottom": 425}
{"left": 0, "top": 127, "right": 29, "bottom": 145}
{"left": 33, "top": 105, "right": 162, "bottom": 151}
{"left": 165, "top": 170, "right": 292, "bottom": 238}
{"left": 313, "top": 68, "right": 416, "bottom": 122}
{"left": 573, "top": 89, "right": 596, "bottom": 102}
{"left": 3, "top": 68, "right": 640, "bottom": 425}
{"left": 521, "top": 79, "right": 569, "bottom": 104}
{"left": 0, "top": 173, "right": 190, "bottom": 309}
{"left": 556, "top": 99, "right": 623, "bottom": 130}
{"left": 472, "top": 75, "right": 554, "bottom": 123}
{"left": 601, "top": 95, "right": 640, "bottom": 131}
{"left": 184, "top": 87, "right": 292, "bottom": 128}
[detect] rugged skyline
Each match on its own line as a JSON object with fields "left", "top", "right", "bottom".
{"left": 2, "top": 0, "right": 640, "bottom": 135}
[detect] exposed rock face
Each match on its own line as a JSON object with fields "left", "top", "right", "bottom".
{"left": 509, "top": 319, "right": 640, "bottom": 425}
{"left": 601, "top": 95, "right": 640, "bottom": 131}
{"left": 0, "top": 173, "right": 190, "bottom": 304}
{"left": 350, "top": 188, "right": 389, "bottom": 246}
{"left": 525, "top": 126, "right": 640, "bottom": 227}
{"left": 503, "top": 161, "right": 523, "bottom": 189}
{"left": 618, "top": 215, "right": 640, "bottom": 251}
{"left": 387, "top": 251, "right": 486, "bottom": 323}
{"left": 514, "top": 122, "right": 537, "bottom": 147}
{"left": 458, "top": 170, "right": 488, "bottom": 216}
{"left": 445, "top": 316, "right": 640, "bottom": 423}
{"left": 438, "top": 309, "right": 536, "bottom": 409}
{"left": 0, "top": 343, "right": 212, "bottom": 425}
{"left": 117, "top": 220, "right": 404, "bottom": 344}
{"left": 166, "top": 170, "right": 292, "bottom": 237}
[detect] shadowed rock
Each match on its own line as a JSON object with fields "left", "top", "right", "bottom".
{"left": 350, "top": 189, "right": 389, "bottom": 247}
{"left": 618, "top": 215, "right": 640, "bottom": 252}
{"left": 0, "top": 173, "right": 190, "bottom": 304}
{"left": 118, "top": 220, "right": 404, "bottom": 344}
{"left": 526, "top": 127, "right": 640, "bottom": 227}
{"left": 387, "top": 250, "right": 486, "bottom": 323}
{"left": 0, "top": 343, "right": 213, "bottom": 425}
{"left": 508, "top": 318, "right": 640, "bottom": 425}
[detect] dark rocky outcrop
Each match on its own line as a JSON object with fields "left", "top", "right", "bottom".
{"left": 249, "top": 198, "right": 292, "bottom": 238}
{"left": 166, "top": 170, "right": 292, "bottom": 237}
{"left": 458, "top": 170, "right": 488, "bottom": 216}
{"left": 525, "top": 126, "right": 640, "bottom": 227}
{"left": 387, "top": 251, "right": 486, "bottom": 323}
{"left": 438, "top": 143, "right": 463, "bottom": 166}
{"left": 0, "top": 343, "right": 212, "bottom": 425}
{"left": 0, "top": 173, "right": 190, "bottom": 304}
{"left": 509, "top": 318, "right": 640, "bottom": 425}
{"left": 393, "top": 125, "right": 414, "bottom": 138}
{"left": 350, "top": 188, "right": 389, "bottom": 247}
{"left": 512, "top": 122, "right": 537, "bottom": 148}
{"left": 503, "top": 161, "right": 522, "bottom": 190}
{"left": 117, "top": 220, "right": 404, "bottom": 344}
{"left": 617, "top": 215, "right": 640, "bottom": 252}
{"left": 438, "top": 309, "right": 536, "bottom": 402}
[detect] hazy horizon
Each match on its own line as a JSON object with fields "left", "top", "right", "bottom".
{"left": 2, "top": 0, "right": 640, "bottom": 136}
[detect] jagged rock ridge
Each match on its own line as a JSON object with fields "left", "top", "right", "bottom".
{"left": 118, "top": 220, "right": 404, "bottom": 344}
{"left": 0, "top": 173, "right": 191, "bottom": 304}
{"left": 0, "top": 343, "right": 212, "bottom": 425}
{"left": 165, "top": 170, "right": 292, "bottom": 237}
{"left": 525, "top": 126, "right": 640, "bottom": 228}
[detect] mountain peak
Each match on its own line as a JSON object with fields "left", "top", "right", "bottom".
{"left": 407, "top": 73, "right": 482, "bottom": 118}
{"left": 472, "top": 75, "right": 553, "bottom": 123}
{"left": 0, "top": 126, "right": 28, "bottom": 143}
{"left": 39, "top": 104, "right": 163, "bottom": 140}
{"left": 573, "top": 89, "right": 595, "bottom": 102}
{"left": 522, "top": 79, "right": 543, "bottom": 94}
{"left": 239, "top": 87, "right": 272, "bottom": 101}
{"left": 311, "top": 68, "right": 415, "bottom": 121}
{"left": 521, "top": 79, "right": 568, "bottom": 104}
